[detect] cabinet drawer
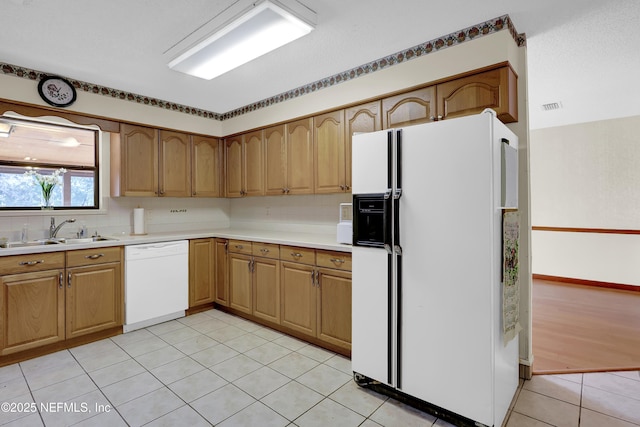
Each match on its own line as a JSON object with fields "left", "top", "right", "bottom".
{"left": 316, "top": 250, "right": 352, "bottom": 271}
{"left": 66, "top": 246, "right": 122, "bottom": 268}
{"left": 281, "top": 246, "right": 315, "bottom": 265}
{"left": 0, "top": 252, "right": 65, "bottom": 275}
{"left": 252, "top": 243, "right": 280, "bottom": 259}
{"left": 229, "top": 240, "right": 253, "bottom": 254}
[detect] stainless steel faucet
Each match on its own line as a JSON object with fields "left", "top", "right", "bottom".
{"left": 50, "top": 217, "right": 76, "bottom": 238}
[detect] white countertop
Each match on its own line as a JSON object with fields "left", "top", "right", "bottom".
{"left": 0, "top": 228, "right": 352, "bottom": 257}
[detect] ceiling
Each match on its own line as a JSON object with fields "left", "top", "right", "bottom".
{"left": 1, "top": 0, "right": 639, "bottom": 130}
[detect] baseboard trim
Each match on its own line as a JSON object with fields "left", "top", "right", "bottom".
{"left": 533, "top": 274, "right": 640, "bottom": 292}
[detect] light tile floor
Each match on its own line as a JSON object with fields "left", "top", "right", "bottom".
{"left": 0, "top": 308, "right": 638, "bottom": 426}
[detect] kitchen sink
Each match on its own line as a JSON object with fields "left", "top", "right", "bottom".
{"left": 0, "top": 239, "right": 64, "bottom": 248}
{"left": 0, "top": 236, "right": 118, "bottom": 248}
{"left": 62, "top": 236, "right": 118, "bottom": 244}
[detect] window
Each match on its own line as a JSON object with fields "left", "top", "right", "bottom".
{"left": 0, "top": 116, "right": 99, "bottom": 210}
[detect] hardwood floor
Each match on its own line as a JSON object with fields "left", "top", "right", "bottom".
{"left": 532, "top": 278, "right": 640, "bottom": 374}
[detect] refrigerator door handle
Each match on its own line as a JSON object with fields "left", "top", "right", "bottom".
{"left": 383, "top": 189, "right": 392, "bottom": 199}
{"left": 393, "top": 189, "right": 402, "bottom": 199}
{"left": 394, "top": 245, "right": 403, "bottom": 256}
{"left": 384, "top": 244, "right": 393, "bottom": 254}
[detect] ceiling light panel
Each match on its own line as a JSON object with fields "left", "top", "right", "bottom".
{"left": 166, "top": 0, "right": 316, "bottom": 80}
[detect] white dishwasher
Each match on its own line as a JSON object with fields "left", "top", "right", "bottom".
{"left": 124, "top": 240, "right": 189, "bottom": 332}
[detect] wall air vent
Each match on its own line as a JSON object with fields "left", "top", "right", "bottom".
{"left": 541, "top": 102, "right": 562, "bottom": 111}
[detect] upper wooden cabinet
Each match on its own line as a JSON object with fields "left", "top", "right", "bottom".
{"left": 265, "top": 125, "right": 286, "bottom": 195}
{"left": 286, "top": 119, "right": 314, "bottom": 195}
{"left": 113, "top": 125, "right": 223, "bottom": 198}
{"left": 159, "top": 130, "right": 191, "bottom": 197}
{"left": 225, "top": 131, "right": 265, "bottom": 197}
{"left": 382, "top": 87, "right": 436, "bottom": 129}
{"left": 265, "top": 120, "right": 314, "bottom": 195}
{"left": 192, "top": 136, "right": 222, "bottom": 197}
{"left": 117, "top": 124, "right": 159, "bottom": 197}
{"left": 225, "top": 135, "right": 243, "bottom": 197}
{"left": 314, "top": 110, "right": 347, "bottom": 194}
{"left": 436, "top": 66, "right": 518, "bottom": 123}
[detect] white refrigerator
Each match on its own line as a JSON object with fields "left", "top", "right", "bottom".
{"left": 351, "top": 110, "right": 519, "bottom": 427}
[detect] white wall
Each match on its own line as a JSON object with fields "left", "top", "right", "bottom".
{"left": 530, "top": 115, "right": 640, "bottom": 286}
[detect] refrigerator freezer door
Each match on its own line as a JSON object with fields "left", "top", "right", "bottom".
{"left": 352, "top": 245, "right": 391, "bottom": 384}
{"left": 352, "top": 129, "right": 394, "bottom": 385}
{"left": 351, "top": 130, "right": 391, "bottom": 194}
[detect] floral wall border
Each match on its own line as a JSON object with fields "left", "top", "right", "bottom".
{"left": 222, "top": 15, "right": 525, "bottom": 120}
{"left": 0, "top": 14, "right": 524, "bottom": 123}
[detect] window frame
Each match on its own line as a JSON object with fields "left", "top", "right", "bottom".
{"left": 0, "top": 114, "right": 102, "bottom": 212}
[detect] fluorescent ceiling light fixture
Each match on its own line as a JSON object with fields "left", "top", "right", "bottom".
{"left": 0, "top": 122, "right": 14, "bottom": 138}
{"left": 166, "top": 0, "right": 315, "bottom": 80}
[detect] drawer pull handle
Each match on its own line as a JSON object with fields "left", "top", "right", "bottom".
{"left": 235, "top": 245, "right": 244, "bottom": 249}
{"left": 260, "top": 248, "right": 269, "bottom": 253}
{"left": 330, "top": 258, "right": 345, "bottom": 264}
{"left": 19, "top": 259, "right": 44, "bottom": 266}
{"left": 85, "top": 253, "right": 105, "bottom": 259}
{"left": 291, "top": 252, "right": 303, "bottom": 258}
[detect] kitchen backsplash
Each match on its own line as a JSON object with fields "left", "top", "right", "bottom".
{"left": 229, "top": 193, "right": 352, "bottom": 234}
{"left": 0, "top": 193, "right": 350, "bottom": 241}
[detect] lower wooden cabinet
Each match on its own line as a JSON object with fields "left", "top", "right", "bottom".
{"left": 66, "top": 262, "right": 121, "bottom": 340}
{"left": 214, "top": 239, "right": 229, "bottom": 306}
{"left": 0, "top": 269, "right": 65, "bottom": 355}
{"left": 252, "top": 256, "right": 280, "bottom": 324}
{"left": 316, "top": 267, "right": 352, "bottom": 349}
{"left": 281, "top": 251, "right": 352, "bottom": 351}
{"left": 229, "top": 253, "right": 253, "bottom": 314}
{"left": 189, "top": 239, "right": 216, "bottom": 307}
{"left": 281, "top": 261, "right": 316, "bottom": 336}
{"left": 193, "top": 238, "right": 352, "bottom": 353}
{"left": 0, "top": 247, "right": 123, "bottom": 357}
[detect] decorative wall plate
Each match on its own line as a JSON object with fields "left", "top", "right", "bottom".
{"left": 38, "top": 76, "right": 77, "bottom": 107}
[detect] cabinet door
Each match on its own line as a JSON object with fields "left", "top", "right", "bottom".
{"left": 382, "top": 86, "right": 436, "bottom": 128}
{"left": 345, "top": 101, "right": 382, "bottom": 192}
{"left": 228, "top": 253, "right": 252, "bottom": 314}
{"left": 316, "top": 268, "right": 352, "bottom": 350}
{"left": 192, "top": 136, "right": 222, "bottom": 197}
{"left": 189, "top": 239, "right": 215, "bottom": 308}
{"left": 120, "top": 124, "right": 158, "bottom": 196}
{"left": 225, "top": 136, "right": 243, "bottom": 197}
{"left": 264, "top": 125, "right": 287, "bottom": 195}
{"left": 280, "top": 262, "right": 316, "bottom": 336}
{"left": 243, "top": 130, "right": 265, "bottom": 196}
{"left": 252, "top": 257, "right": 280, "bottom": 324}
{"left": 66, "top": 263, "right": 122, "bottom": 339}
{"left": 436, "top": 66, "right": 518, "bottom": 123}
{"left": 214, "top": 239, "right": 229, "bottom": 306}
{"left": 159, "top": 130, "right": 191, "bottom": 197}
{"left": 0, "top": 269, "right": 65, "bottom": 355}
{"left": 314, "top": 111, "right": 346, "bottom": 194}
{"left": 287, "top": 118, "right": 314, "bottom": 195}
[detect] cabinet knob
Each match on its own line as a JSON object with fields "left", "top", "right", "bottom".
{"left": 235, "top": 245, "right": 244, "bottom": 249}
{"left": 291, "top": 252, "right": 302, "bottom": 258}
{"left": 329, "top": 258, "right": 345, "bottom": 264}
{"left": 260, "top": 248, "right": 269, "bottom": 253}
{"left": 282, "top": 188, "right": 286, "bottom": 194}
{"left": 85, "top": 253, "right": 105, "bottom": 260}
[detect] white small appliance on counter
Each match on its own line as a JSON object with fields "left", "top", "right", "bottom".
{"left": 336, "top": 203, "right": 352, "bottom": 244}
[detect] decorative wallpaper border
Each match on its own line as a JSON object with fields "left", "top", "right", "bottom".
{"left": 0, "top": 14, "right": 524, "bottom": 122}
